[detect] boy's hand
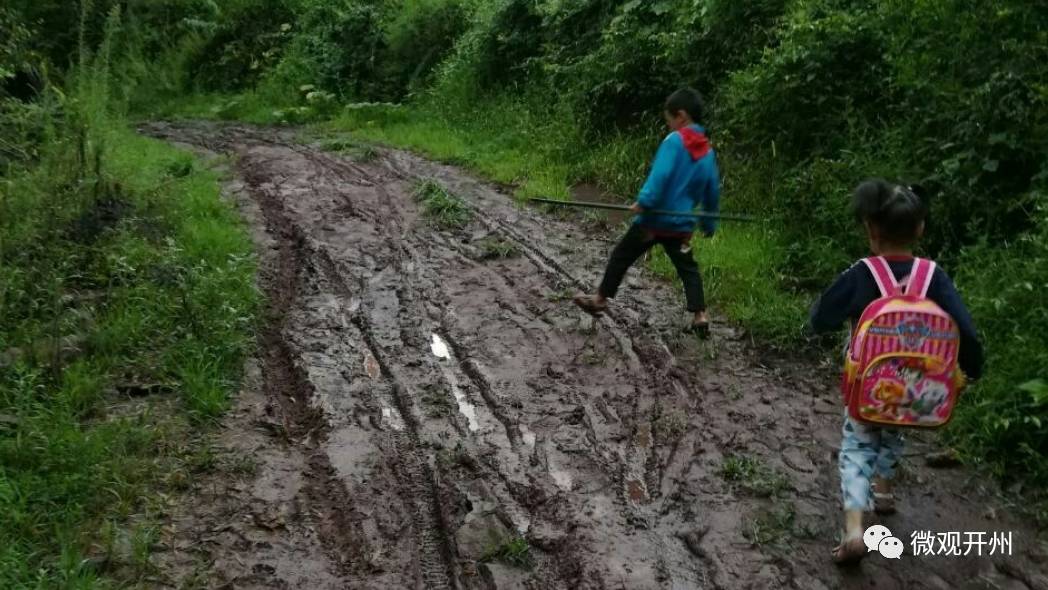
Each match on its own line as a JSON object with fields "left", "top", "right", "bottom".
{"left": 630, "top": 202, "right": 643, "bottom": 213}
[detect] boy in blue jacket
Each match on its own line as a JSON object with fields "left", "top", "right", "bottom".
{"left": 574, "top": 88, "right": 721, "bottom": 335}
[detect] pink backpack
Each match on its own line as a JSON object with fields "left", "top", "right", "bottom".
{"left": 841, "top": 257, "right": 966, "bottom": 428}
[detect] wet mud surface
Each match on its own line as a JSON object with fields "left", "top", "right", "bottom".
{"left": 142, "top": 121, "right": 1047, "bottom": 590}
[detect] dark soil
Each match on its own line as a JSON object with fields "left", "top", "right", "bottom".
{"left": 141, "top": 121, "right": 1048, "bottom": 590}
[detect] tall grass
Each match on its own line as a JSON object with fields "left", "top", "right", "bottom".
{"left": 0, "top": 10, "right": 257, "bottom": 587}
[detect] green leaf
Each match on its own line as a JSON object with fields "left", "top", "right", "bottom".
{"left": 983, "top": 159, "right": 999, "bottom": 172}
{"left": 1018, "top": 379, "right": 1046, "bottom": 393}
{"left": 988, "top": 132, "right": 1009, "bottom": 145}
{"left": 652, "top": 1, "right": 673, "bottom": 15}
{"left": 1018, "top": 379, "right": 1048, "bottom": 404}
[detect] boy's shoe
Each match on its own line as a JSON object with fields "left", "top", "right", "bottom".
{"left": 685, "top": 320, "right": 710, "bottom": 339}
{"left": 573, "top": 294, "right": 607, "bottom": 316}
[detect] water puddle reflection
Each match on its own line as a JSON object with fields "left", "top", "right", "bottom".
{"left": 430, "top": 333, "right": 479, "bottom": 432}
{"left": 381, "top": 405, "right": 405, "bottom": 431}
{"left": 520, "top": 423, "right": 536, "bottom": 448}
{"left": 430, "top": 333, "right": 450, "bottom": 359}
{"left": 550, "top": 469, "right": 573, "bottom": 491}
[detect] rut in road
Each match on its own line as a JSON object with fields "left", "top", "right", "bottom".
{"left": 145, "top": 121, "right": 1048, "bottom": 590}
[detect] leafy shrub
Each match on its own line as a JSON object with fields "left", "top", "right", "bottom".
{"left": 719, "top": 5, "right": 889, "bottom": 160}
{"left": 187, "top": 0, "right": 297, "bottom": 92}
{"left": 674, "top": 0, "right": 789, "bottom": 83}
{"left": 879, "top": 1, "right": 1048, "bottom": 257}
{"left": 0, "top": 6, "right": 33, "bottom": 92}
{"left": 265, "top": 0, "right": 387, "bottom": 100}
{"left": 948, "top": 196, "right": 1048, "bottom": 486}
{"left": 551, "top": 0, "right": 683, "bottom": 131}
{"left": 465, "top": 0, "right": 545, "bottom": 91}
{"left": 0, "top": 7, "right": 49, "bottom": 171}
{"left": 382, "top": 0, "right": 470, "bottom": 97}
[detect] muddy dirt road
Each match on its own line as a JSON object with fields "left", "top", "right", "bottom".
{"left": 143, "top": 122, "right": 1046, "bottom": 590}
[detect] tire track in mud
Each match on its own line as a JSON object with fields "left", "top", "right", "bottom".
{"left": 304, "top": 136, "right": 692, "bottom": 584}
{"left": 313, "top": 244, "right": 460, "bottom": 589}
{"left": 238, "top": 152, "right": 403, "bottom": 582}
{"left": 144, "top": 121, "right": 1048, "bottom": 590}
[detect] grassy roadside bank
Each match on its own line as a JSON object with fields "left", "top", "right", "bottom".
{"left": 0, "top": 121, "right": 258, "bottom": 587}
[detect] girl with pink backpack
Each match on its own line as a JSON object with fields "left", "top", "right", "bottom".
{"left": 809, "top": 179, "right": 984, "bottom": 564}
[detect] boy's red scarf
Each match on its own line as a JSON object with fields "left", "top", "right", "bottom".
{"left": 678, "top": 127, "right": 710, "bottom": 161}
{"left": 639, "top": 127, "right": 711, "bottom": 240}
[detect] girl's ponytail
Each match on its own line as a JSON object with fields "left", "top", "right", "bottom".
{"left": 852, "top": 179, "right": 928, "bottom": 245}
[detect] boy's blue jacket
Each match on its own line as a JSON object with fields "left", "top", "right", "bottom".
{"left": 634, "top": 124, "right": 721, "bottom": 236}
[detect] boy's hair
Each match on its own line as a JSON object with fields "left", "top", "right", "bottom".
{"left": 665, "top": 88, "right": 705, "bottom": 123}
{"left": 852, "top": 179, "right": 928, "bottom": 245}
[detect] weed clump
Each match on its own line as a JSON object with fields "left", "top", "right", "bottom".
{"left": 474, "top": 236, "right": 519, "bottom": 260}
{"left": 480, "top": 536, "right": 534, "bottom": 570}
{"left": 720, "top": 455, "right": 791, "bottom": 498}
{"left": 413, "top": 179, "right": 472, "bottom": 229}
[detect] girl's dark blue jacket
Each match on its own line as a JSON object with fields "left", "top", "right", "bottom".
{"left": 809, "top": 255, "right": 984, "bottom": 380}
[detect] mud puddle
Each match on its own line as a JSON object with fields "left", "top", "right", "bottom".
{"left": 430, "top": 332, "right": 480, "bottom": 432}
{"left": 142, "top": 121, "right": 1047, "bottom": 590}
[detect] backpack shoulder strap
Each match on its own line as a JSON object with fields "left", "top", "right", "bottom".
{"left": 862, "top": 256, "right": 900, "bottom": 297}
{"left": 904, "top": 258, "right": 937, "bottom": 298}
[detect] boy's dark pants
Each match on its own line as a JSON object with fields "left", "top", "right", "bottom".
{"left": 598, "top": 225, "right": 705, "bottom": 312}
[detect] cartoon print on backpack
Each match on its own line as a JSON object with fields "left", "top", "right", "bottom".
{"left": 870, "top": 376, "right": 906, "bottom": 419}
{"left": 911, "top": 379, "right": 950, "bottom": 418}
{"left": 858, "top": 355, "right": 955, "bottom": 425}
{"left": 898, "top": 357, "right": 925, "bottom": 386}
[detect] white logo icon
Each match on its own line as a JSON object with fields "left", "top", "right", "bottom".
{"left": 879, "top": 536, "right": 905, "bottom": 559}
{"left": 864, "top": 525, "right": 905, "bottom": 558}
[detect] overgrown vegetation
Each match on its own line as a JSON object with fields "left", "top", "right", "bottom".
{"left": 3, "top": 1, "right": 1047, "bottom": 580}
{"left": 1, "top": 3, "right": 257, "bottom": 586}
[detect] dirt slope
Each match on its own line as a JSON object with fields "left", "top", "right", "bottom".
{"left": 142, "top": 122, "right": 1047, "bottom": 590}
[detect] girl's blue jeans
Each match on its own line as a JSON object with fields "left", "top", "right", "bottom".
{"left": 839, "top": 413, "right": 904, "bottom": 511}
